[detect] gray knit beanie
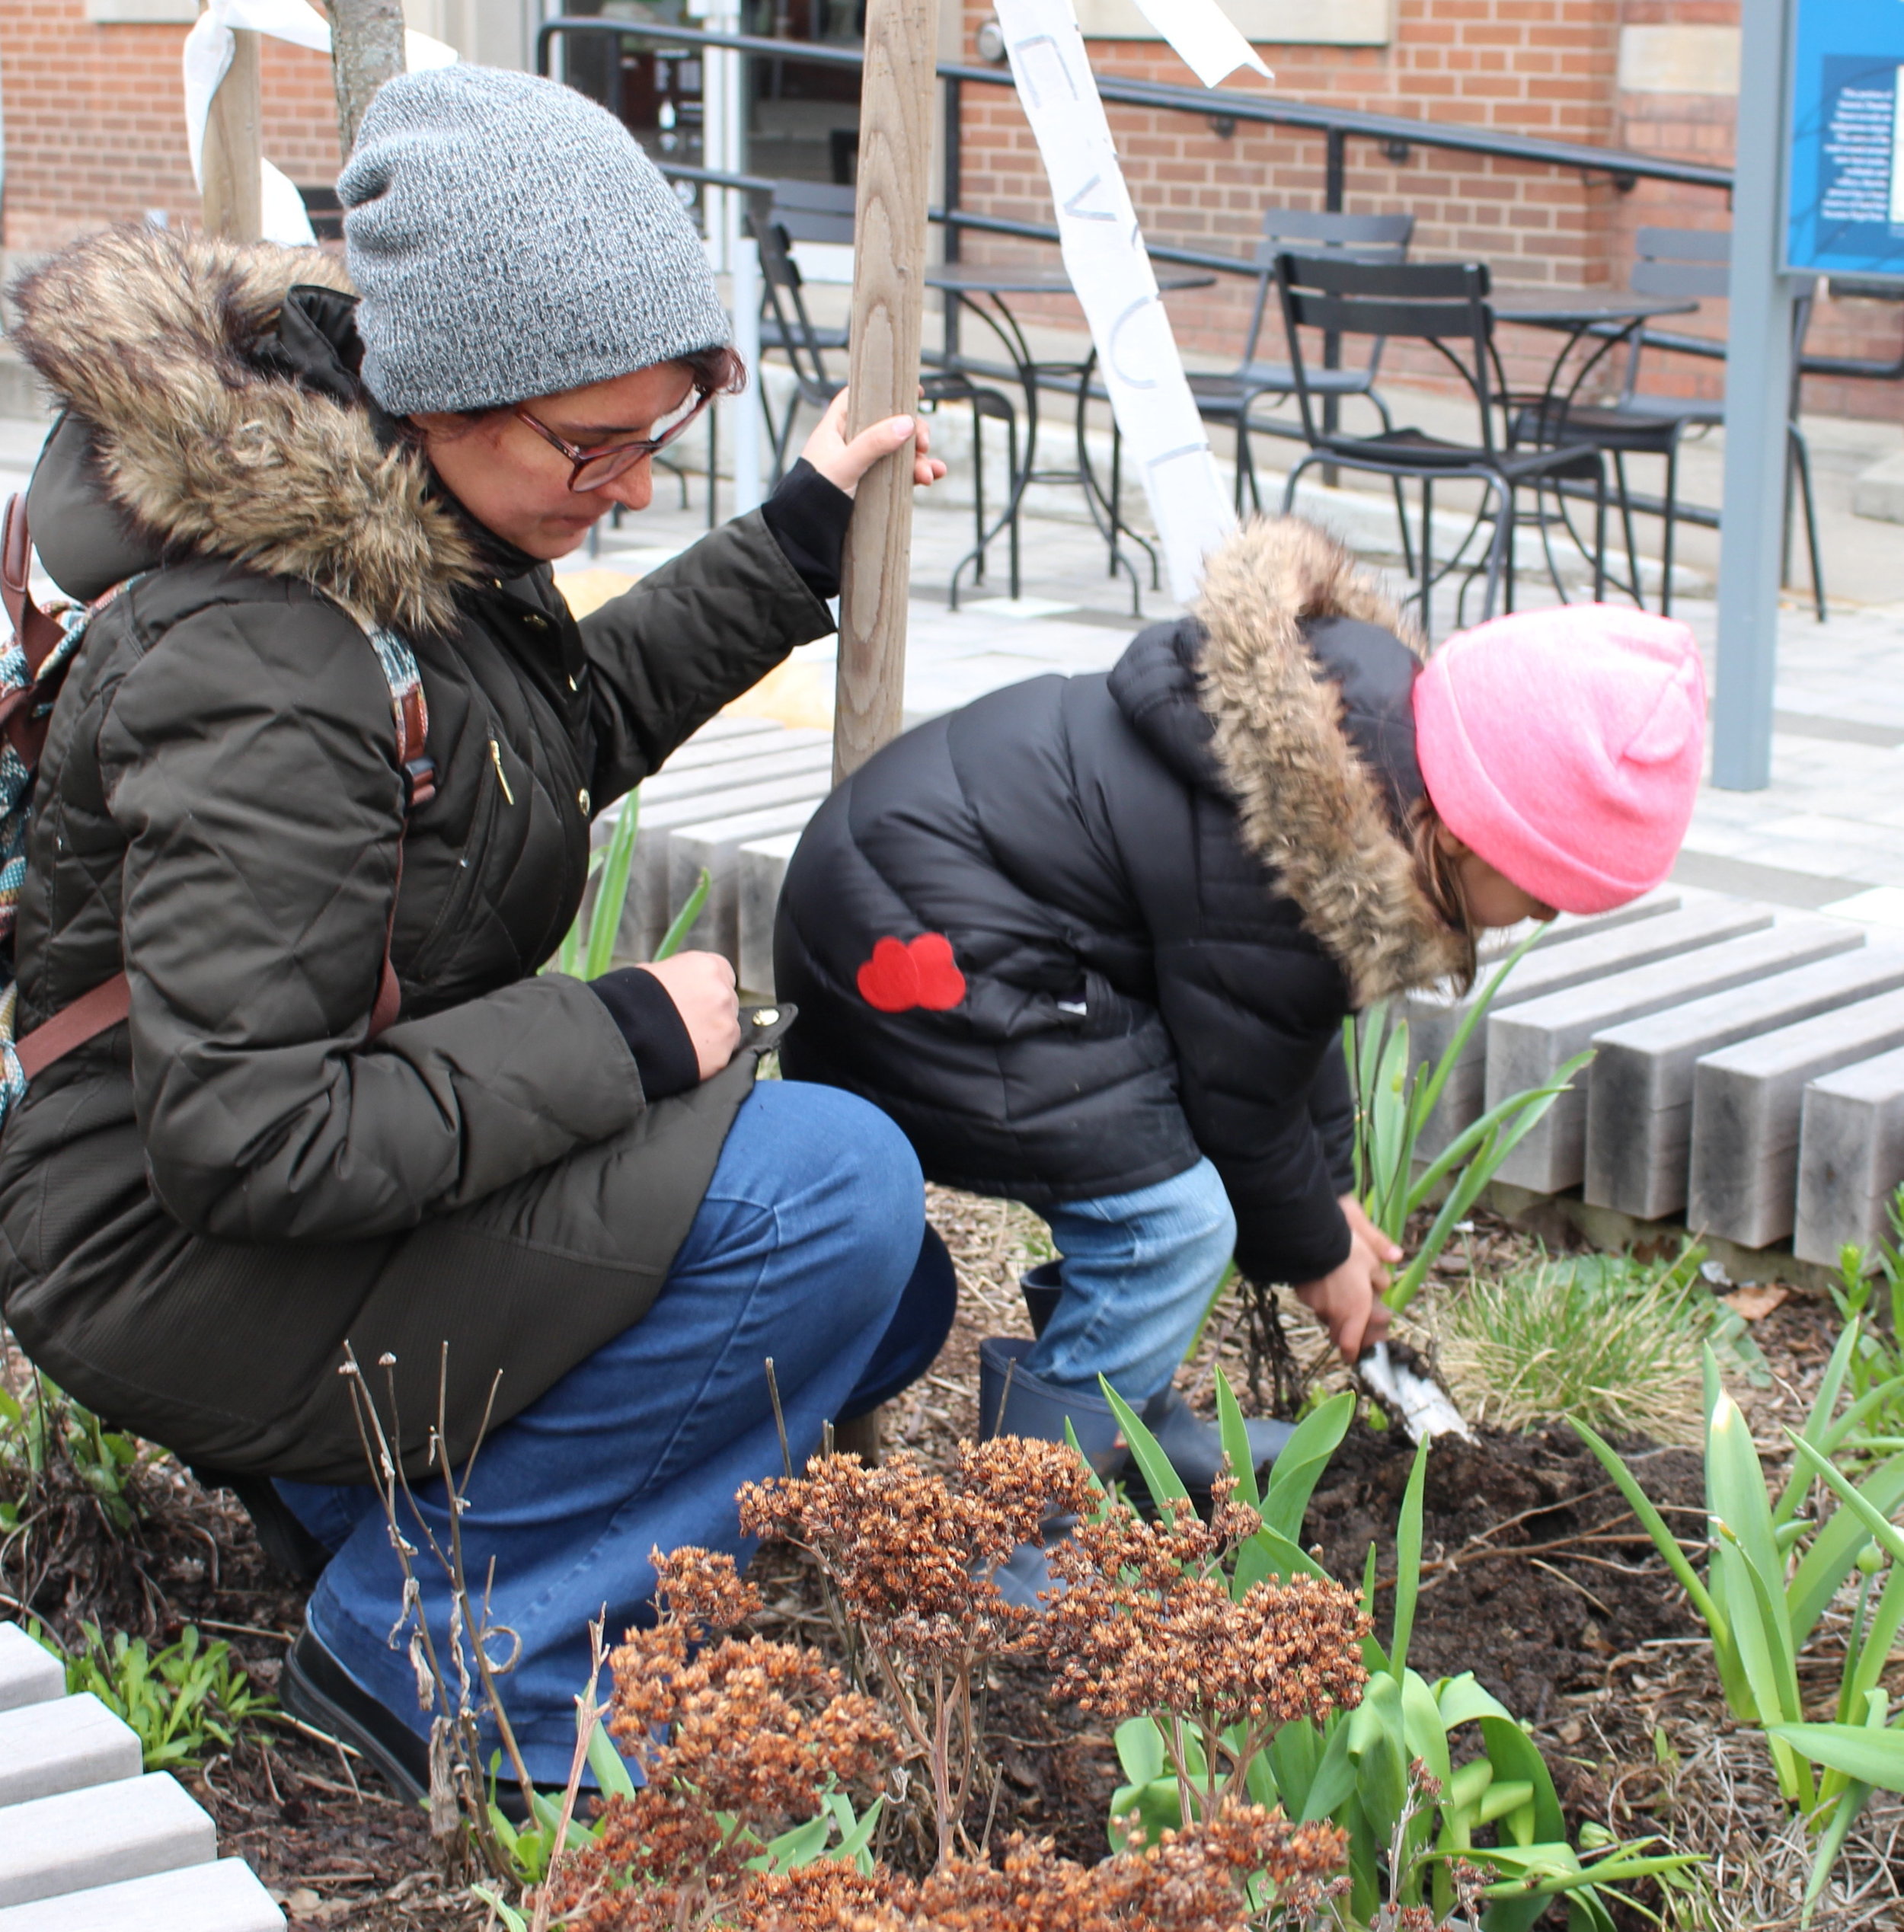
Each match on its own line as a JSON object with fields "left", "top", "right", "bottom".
{"left": 338, "top": 65, "right": 731, "bottom": 415}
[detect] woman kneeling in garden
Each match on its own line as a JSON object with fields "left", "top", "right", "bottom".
{"left": 0, "top": 68, "right": 950, "bottom": 1793}
{"left": 775, "top": 522, "right": 1707, "bottom": 1597}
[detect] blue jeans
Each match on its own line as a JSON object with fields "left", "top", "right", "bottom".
{"left": 1026, "top": 1158, "right": 1236, "bottom": 1404}
{"left": 277, "top": 1081, "right": 940, "bottom": 1780}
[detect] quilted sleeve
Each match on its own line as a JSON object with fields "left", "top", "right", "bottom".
{"left": 97, "top": 591, "right": 646, "bottom": 1242}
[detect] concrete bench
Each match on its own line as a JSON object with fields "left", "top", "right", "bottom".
{"left": 666, "top": 800, "right": 827, "bottom": 964}
{"left": 0, "top": 1626, "right": 62, "bottom": 1714}
{"left": 1688, "top": 985, "right": 1904, "bottom": 1248}
{"left": 1584, "top": 942, "right": 1904, "bottom": 1221}
{"left": 739, "top": 831, "right": 806, "bottom": 997}
{"left": 0, "top": 1624, "right": 283, "bottom": 1928}
{"left": 1794, "top": 1042, "right": 1904, "bottom": 1267}
{"left": 1487, "top": 918, "right": 1856, "bottom": 1195}
{"left": 0, "top": 1858, "right": 284, "bottom": 1932}
{"left": 622, "top": 768, "right": 832, "bottom": 956}
{"left": 1403, "top": 893, "right": 1770, "bottom": 1157}
{"left": 0, "top": 1695, "right": 139, "bottom": 1809}
{"left": 0, "top": 1774, "right": 219, "bottom": 1909}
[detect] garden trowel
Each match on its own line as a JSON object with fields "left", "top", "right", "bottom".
{"left": 1356, "top": 1340, "right": 1470, "bottom": 1443}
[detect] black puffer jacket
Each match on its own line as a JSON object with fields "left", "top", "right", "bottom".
{"left": 0, "top": 227, "right": 837, "bottom": 1481}
{"left": 775, "top": 519, "right": 1468, "bottom": 1287}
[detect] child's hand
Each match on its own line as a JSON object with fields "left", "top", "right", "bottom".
{"left": 801, "top": 389, "right": 947, "bottom": 497}
{"left": 1293, "top": 1195, "right": 1401, "bottom": 1362}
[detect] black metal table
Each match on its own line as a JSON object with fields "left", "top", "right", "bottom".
{"left": 924, "top": 260, "right": 1218, "bottom": 612}
{"left": 1483, "top": 287, "right": 1701, "bottom": 605}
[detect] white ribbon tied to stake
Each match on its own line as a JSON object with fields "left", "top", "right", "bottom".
{"left": 988, "top": 0, "right": 1270, "bottom": 602}
{"left": 183, "top": 0, "right": 458, "bottom": 247}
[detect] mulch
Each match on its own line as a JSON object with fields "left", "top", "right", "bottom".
{"left": 2, "top": 1195, "right": 1888, "bottom": 1927}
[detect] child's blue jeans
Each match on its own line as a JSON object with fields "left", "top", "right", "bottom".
{"left": 276, "top": 1081, "right": 941, "bottom": 1780}
{"left": 1025, "top": 1158, "right": 1237, "bottom": 1404}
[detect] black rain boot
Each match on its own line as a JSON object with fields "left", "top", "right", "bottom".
{"left": 1016, "top": 1266, "right": 1295, "bottom": 1499}
{"left": 978, "top": 1336, "right": 1126, "bottom": 1609}
{"left": 1136, "top": 1385, "right": 1295, "bottom": 1502}
{"left": 1021, "top": 1259, "right": 1062, "bottom": 1339}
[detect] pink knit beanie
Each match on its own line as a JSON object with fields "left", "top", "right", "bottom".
{"left": 1410, "top": 605, "right": 1706, "bottom": 915}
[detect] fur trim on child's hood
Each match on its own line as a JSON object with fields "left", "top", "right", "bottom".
{"left": 1193, "top": 517, "right": 1471, "bottom": 1004}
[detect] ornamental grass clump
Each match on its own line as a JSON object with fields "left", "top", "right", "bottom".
{"left": 737, "top": 1438, "right": 1095, "bottom": 1866}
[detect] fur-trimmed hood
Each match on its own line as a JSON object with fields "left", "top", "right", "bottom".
{"left": 8, "top": 225, "right": 484, "bottom": 635}
{"left": 1192, "top": 517, "right": 1470, "bottom": 1004}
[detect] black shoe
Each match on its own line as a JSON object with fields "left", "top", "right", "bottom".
{"left": 283, "top": 1626, "right": 587, "bottom": 1825}
{"left": 282, "top": 1625, "right": 430, "bottom": 1807}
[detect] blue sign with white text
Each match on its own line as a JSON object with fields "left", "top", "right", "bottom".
{"left": 1787, "top": 0, "right": 1904, "bottom": 278}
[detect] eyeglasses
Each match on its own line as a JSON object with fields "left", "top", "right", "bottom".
{"left": 514, "top": 385, "right": 714, "bottom": 493}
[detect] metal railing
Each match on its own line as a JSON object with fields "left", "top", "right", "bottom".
{"left": 535, "top": 17, "right": 1735, "bottom": 277}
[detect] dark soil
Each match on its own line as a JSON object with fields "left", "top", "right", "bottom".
{"left": 1305, "top": 1422, "right": 1706, "bottom": 1713}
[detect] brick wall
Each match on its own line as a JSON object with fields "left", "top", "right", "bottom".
{"left": 0, "top": 0, "right": 340, "bottom": 254}
{"left": 954, "top": 0, "right": 1904, "bottom": 423}
{"left": 954, "top": 0, "right": 1632, "bottom": 393}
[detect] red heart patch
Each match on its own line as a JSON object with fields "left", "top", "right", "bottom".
{"left": 856, "top": 933, "right": 966, "bottom": 1014}
{"left": 907, "top": 931, "right": 966, "bottom": 1011}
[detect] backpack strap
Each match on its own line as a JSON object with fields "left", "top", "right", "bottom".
{"left": 365, "top": 627, "right": 434, "bottom": 1036}
{"left": 6, "top": 493, "right": 433, "bottom": 1083}
{"left": 2, "top": 496, "right": 67, "bottom": 682}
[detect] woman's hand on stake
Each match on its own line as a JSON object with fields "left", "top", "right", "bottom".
{"left": 637, "top": 953, "right": 741, "bottom": 1081}
{"left": 801, "top": 389, "right": 947, "bottom": 497}
{"left": 1293, "top": 1195, "right": 1399, "bottom": 1363}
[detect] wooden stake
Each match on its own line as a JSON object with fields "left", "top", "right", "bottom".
{"left": 833, "top": 0, "right": 938, "bottom": 784}
{"left": 325, "top": 0, "right": 407, "bottom": 159}
{"left": 200, "top": 27, "right": 263, "bottom": 242}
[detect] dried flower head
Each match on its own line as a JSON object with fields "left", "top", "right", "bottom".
{"left": 739, "top": 1806, "right": 1347, "bottom": 1931}
{"left": 541, "top": 1547, "right": 894, "bottom": 1929}
{"left": 738, "top": 1441, "right": 1095, "bottom": 1664}
{"left": 1041, "top": 1491, "right": 1370, "bottom": 1739}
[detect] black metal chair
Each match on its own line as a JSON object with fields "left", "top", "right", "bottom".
{"left": 747, "top": 202, "right": 1024, "bottom": 597}
{"left": 757, "top": 179, "right": 855, "bottom": 365}
{"left": 1509, "top": 227, "right": 1825, "bottom": 621}
{"left": 1187, "top": 208, "right": 1415, "bottom": 516}
{"left": 1275, "top": 253, "right": 1608, "bottom": 634}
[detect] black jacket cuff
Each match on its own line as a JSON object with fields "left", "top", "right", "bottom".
{"left": 588, "top": 967, "right": 699, "bottom": 1100}
{"left": 759, "top": 458, "right": 853, "bottom": 600}
{"left": 1233, "top": 1195, "right": 1353, "bottom": 1289}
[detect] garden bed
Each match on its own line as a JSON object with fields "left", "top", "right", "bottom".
{"left": 4, "top": 1191, "right": 1901, "bottom": 1928}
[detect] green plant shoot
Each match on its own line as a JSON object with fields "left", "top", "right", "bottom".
{"left": 1573, "top": 1338, "right": 1904, "bottom": 1921}
{"left": 1343, "top": 925, "right": 1589, "bottom": 1314}
{"left": 1105, "top": 1370, "right": 1696, "bottom": 1929}
{"left": 550, "top": 787, "right": 711, "bottom": 978}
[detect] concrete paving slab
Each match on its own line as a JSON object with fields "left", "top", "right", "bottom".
{"left": 738, "top": 831, "right": 806, "bottom": 997}
{"left": 1689, "top": 985, "right": 1904, "bottom": 1248}
{"left": 0, "top": 1627, "right": 62, "bottom": 1715}
{"left": 1488, "top": 918, "right": 1854, "bottom": 1195}
{"left": 0, "top": 1694, "right": 139, "bottom": 1809}
{"left": 666, "top": 801, "right": 826, "bottom": 964}
{"left": 0, "top": 1859, "right": 284, "bottom": 1932}
{"left": 0, "top": 1774, "right": 215, "bottom": 1908}
{"left": 1585, "top": 942, "right": 1904, "bottom": 1220}
{"left": 1794, "top": 1043, "right": 1904, "bottom": 1267}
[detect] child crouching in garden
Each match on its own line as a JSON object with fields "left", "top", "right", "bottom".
{"left": 775, "top": 519, "right": 1704, "bottom": 1595}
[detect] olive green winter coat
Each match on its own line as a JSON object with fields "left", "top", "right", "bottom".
{"left": 0, "top": 228, "right": 832, "bottom": 1482}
